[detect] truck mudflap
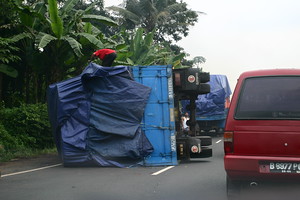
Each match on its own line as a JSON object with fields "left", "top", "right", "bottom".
{"left": 176, "top": 136, "right": 212, "bottom": 160}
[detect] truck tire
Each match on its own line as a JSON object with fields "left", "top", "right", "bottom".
{"left": 196, "top": 136, "right": 212, "bottom": 146}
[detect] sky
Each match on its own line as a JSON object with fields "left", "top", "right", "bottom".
{"left": 104, "top": 0, "right": 300, "bottom": 90}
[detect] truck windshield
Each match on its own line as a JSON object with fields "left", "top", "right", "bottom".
{"left": 235, "top": 76, "right": 300, "bottom": 119}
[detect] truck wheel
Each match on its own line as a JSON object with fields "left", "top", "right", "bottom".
{"left": 226, "top": 176, "right": 241, "bottom": 200}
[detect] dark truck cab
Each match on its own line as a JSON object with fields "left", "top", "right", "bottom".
{"left": 173, "top": 68, "right": 213, "bottom": 160}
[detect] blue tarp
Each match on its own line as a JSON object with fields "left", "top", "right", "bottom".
{"left": 182, "top": 75, "right": 232, "bottom": 116}
{"left": 47, "top": 63, "right": 154, "bottom": 167}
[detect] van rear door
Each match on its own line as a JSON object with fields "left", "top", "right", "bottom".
{"left": 232, "top": 76, "right": 300, "bottom": 157}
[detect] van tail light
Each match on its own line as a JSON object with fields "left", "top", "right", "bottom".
{"left": 224, "top": 131, "right": 234, "bottom": 154}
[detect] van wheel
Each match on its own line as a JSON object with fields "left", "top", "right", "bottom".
{"left": 226, "top": 176, "right": 241, "bottom": 200}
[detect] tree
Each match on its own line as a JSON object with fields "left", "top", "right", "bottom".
{"left": 114, "top": 28, "right": 185, "bottom": 68}
{"left": 19, "top": 0, "right": 118, "bottom": 83}
{"left": 0, "top": 37, "right": 20, "bottom": 101}
{"left": 193, "top": 56, "right": 206, "bottom": 69}
{"left": 0, "top": 0, "right": 201, "bottom": 106}
{"left": 1, "top": 0, "right": 119, "bottom": 105}
{"left": 0, "top": 0, "right": 18, "bottom": 36}
{"left": 108, "top": 0, "right": 199, "bottom": 43}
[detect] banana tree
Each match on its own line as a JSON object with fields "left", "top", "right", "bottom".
{"left": 1, "top": 0, "right": 118, "bottom": 105}
{"left": 115, "top": 28, "right": 186, "bottom": 68}
{"left": 33, "top": 0, "right": 118, "bottom": 83}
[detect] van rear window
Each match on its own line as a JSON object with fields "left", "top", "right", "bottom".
{"left": 235, "top": 76, "right": 300, "bottom": 119}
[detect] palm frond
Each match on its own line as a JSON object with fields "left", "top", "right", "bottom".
{"left": 84, "top": 1, "right": 98, "bottom": 14}
{"left": 144, "top": 31, "right": 154, "bottom": 47}
{"left": 107, "top": 6, "right": 140, "bottom": 24}
{"left": 36, "top": 32, "right": 57, "bottom": 49}
{"left": 83, "top": 22, "right": 93, "bottom": 34}
{"left": 116, "top": 43, "right": 127, "bottom": 51}
{"left": 10, "top": 33, "right": 33, "bottom": 42}
{"left": 61, "top": 0, "right": 80, "bottom": 18}
{"left": 76, "top": 33, "right": 104, "bottom": 49}
{"left": 139, "top": 0, "right": 157, "bottom": 14}
{"left": 132, "top": 28, "right": 144, "bottom": 57}
{"left": 48, "top": 0, "right": 64, "bottom": 38}
{"left": 165, "top": 3, "right": 184, "bottom": 14}
{"left": 61, "top": 36, "right": 82, "bottom": 57}
{"left": 82, "top": 15, "right": 118, "bottom": 26}
{"left": 0, "top": 64, "right": 18, "bottom": 78}
{"left": 32, "top": 2, "right": 48, "bottom": 29}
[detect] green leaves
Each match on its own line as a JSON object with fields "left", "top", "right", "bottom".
{"left": 48, "top": 0, "right": 64, "bottom": 38}
{"left": 117, "top": 28, "right": 176, "bottom": 66}
{"left": 76, "top": 33, "right": 104, "bottom": 49}
{"left": 36, "top": 33, "right": 57, "bottom": 49}
{"left": 10, "top": 33, "right": 32, "bottom": 43}
{"left": 107, "top": 6, "right": 140, "bottom": 24}
{"left": 61, "top": 0, "right": 80, "bottom": 17}
{"left": 132, "top": 28, "right": 144, "bottom": 56}
{"left": 168, "top": 53, "right": 185, "bottom": 69}
{"left": 0, "top": 104, "right": 53, "bottom": 150}
{"left": 61, "top": 36, "right": 83, "bottom": 57}
{"left": 111, "top": 0, "right": 199, "bottom": 43}
{"left": 116, "top": 27, "right": 189, "bottom": 67}
{"left": 0, "top": 65, "right": 18, "bottom": 78}
{"left": 82, "top": 15, "right": 118, "bottom": 26}
{"left": 0, "top": 36, "right": 21, "bottom": 66}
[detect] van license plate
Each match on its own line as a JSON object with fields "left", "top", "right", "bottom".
{"left": 269, "top": 162, "right": 300, "bottom": 173}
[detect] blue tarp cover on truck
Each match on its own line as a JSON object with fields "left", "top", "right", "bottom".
{"left": 47, "top": 63, "right": 154, "bottom": 167}
{"left": 182, "top": 75, "right": 232, "bottom": 116}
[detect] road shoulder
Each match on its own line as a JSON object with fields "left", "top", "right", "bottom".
{"left": 0, "top": 153, "right": 61, "bottom": 175}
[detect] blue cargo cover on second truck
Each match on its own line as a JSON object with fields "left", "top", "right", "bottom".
{"left": 182, "top": 75, "right": 232, "bottom": 134}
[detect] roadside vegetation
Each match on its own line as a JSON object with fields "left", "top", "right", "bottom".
{"left": 0, "top": 0, "right": 204, "bottom": 161}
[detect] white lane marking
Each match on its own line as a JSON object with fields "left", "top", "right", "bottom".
{"left": 152, "top": 166, "right": 175, "bottom": 176}
{"left": 1, "top": 163, "right": 62, "bottom": 178}
{"left": 216, "top": 139, "right": 222, "bottom": 144}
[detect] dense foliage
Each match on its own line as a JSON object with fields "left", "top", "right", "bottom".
{"left": 108, "top": 0, "right": 199, "bottom": 43}
{"left": 0, "top": 104, "right": 53, "bottom": 161}
{"left": 0, "top": 0, "right": 200, "bottom": 106}
{"left": 0, "top": 0, "right": 203, "bottom": 160}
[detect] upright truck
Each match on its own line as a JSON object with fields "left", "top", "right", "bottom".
{"left": 182, "top": 75, "right": 232, "bottom": 135}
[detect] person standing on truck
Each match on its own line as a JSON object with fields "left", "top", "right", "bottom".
{"left": 91, "top": 49, "right": 117, "bottom": 67}
{"left": 181, "top": 112, "right": 190, "bottom": 135}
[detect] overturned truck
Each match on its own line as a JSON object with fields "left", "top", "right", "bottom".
{"left": 47, "top": 63, "right": 212, "bottom": 167}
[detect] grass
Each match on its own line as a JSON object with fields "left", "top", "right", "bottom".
{"left": 0, "top": 147, "right": 58, "bottom": 162}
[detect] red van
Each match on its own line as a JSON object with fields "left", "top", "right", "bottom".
{"left": 224, "top": 69, "right": 300, "bottom": 197}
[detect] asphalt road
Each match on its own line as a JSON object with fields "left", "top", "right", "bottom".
{"left": 0, "top": 136, "right": 227, "bottom": 200}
